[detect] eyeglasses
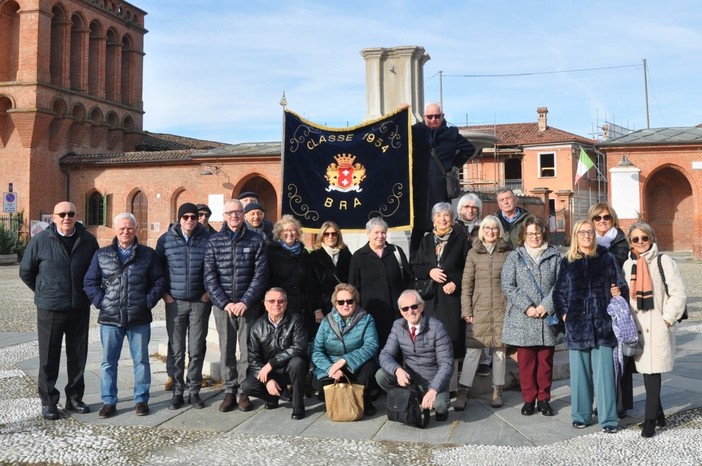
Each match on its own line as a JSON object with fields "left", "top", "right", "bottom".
{"left": 424, "top": 114, "right": 443, "bottom": 120}
{"left": 198, "top": 212, "right": 210, "bottom": 218}
{"left": 593, "top": 214, "right": 613, "bottom": 222}
{"left": 224, "top": 210, "right": 244, "bottom": 217}
{"left": 54, "top": 211, "right": 76, "bottom": 218}
{"left": 182, "top": 214, "right": 197, "bottom": 221}
{"left": 483, "top": 226, "right": 499, "bottom": 231}
{"left": 525, "top": 232, "right": 543, "bottom": 237}
{"left": 400, "top": 304, "right": 421, "bottom": 312}
{"left": 323, "top": 232, "right": 338, "bottom": 237}
{"left": 577, "top": 230, "right": 595, "bottom": 237}
{"left": 631, "top": 235, "right": 650, "bottom": 244}
{"left": 265, "top": 299, "right": 287, "bottom": 305}
{"left": 336, "top": 299, "right": 354, "bottom": 306}
{"left": 463, "top": 205, "right": 479, "bottom": 210}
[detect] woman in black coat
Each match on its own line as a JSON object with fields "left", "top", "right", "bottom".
{"left": 349, "top": 217, "right": 413, "bottom": 348}
{"left": 411, "top": 202, "right": 468, "bottom": 357}
{"left": 309, "top": 221, "right": 352, "bottom": 323}
{"left": 267, "top": 215, "right": 318, "bottom": 336}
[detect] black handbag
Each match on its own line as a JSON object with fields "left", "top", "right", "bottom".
{"left": 414, "top": 278, "right": 438, "bottom": 300}
{"left": 386, "top": 385, "right": 430, "bottom": 428}
{"left": 430, "top": 149, "right": 461, "bottom": 199}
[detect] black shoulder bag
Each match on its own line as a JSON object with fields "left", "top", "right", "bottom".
{"left": 386, "top": 383, "right": 430, "bottom": 428}
{"left": 430, "top": 148, "right": 461, "bottom": 199}
{"left": 657, "top": 254, "right": 688, "bottom": 323}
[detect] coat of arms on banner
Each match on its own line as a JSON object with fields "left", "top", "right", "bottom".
{"left": 325, "top": 154, "right": 366, "bottom": 192}
{"left": 282, "top": 107, "right": 412, "bottom": 231}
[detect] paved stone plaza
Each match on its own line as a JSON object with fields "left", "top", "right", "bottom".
{"left": 1, "top": 256, "right": 701, "bottom": 465}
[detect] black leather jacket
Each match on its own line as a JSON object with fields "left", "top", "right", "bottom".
{"left": 247, "top": 311, "right": 307, "bottom": 377}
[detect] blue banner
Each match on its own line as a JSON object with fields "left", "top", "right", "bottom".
{"left": 282, "top": 108, "right": 412, "bottom": 231}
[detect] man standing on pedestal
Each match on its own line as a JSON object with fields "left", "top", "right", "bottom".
{"left": 410, "top": 102, "right": 478, "bottom": 258}
{"left": 20, "top": 201, "right": 99, "bottom": 420}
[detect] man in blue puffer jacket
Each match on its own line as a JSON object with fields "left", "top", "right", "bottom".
{"left": 84, "top": 213, "right": 165, "bottom": 419}
{"left": 155, "top": 203, "right": 211, "bottom": 410}
{"left": 204, "top": 198, "right": 268, "bottom": 413}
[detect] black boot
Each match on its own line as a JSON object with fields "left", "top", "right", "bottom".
{"left": 656, "top": 411, "right": 666, "bottom": 427}
{"left": 641, "top": 419, "right": 656, "bottom": 438}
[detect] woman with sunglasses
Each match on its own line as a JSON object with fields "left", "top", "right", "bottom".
{"left": 623, "top": 222, "right": 687, "bottom": 438}
{"left": 309, "top": 222, "right": 352, "bottom": 328}
{"left": 311, "top": 283, "right": 379, "bottom": 416}
{"left": 457, "top": 215, "right": 511, "bottom": 409}
{"left": 587, "top": 202, "right": 633, "bottom": 418}
{"left": 588, "top": 203, "right": 629, "bottom": 267}
{"left": 553, "top": 220, "right": 628, "bottom": 434}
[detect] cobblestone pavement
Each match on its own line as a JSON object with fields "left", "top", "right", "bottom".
{"left": 1, "top": 255, "right": 701, "bottom": 465}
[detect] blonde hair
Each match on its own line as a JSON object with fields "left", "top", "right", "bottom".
{"left": 477, "top": 215, "right": 505, "bottom": 243}
{"left": 587, "top": 202, "right": 620, "bottom": 228}
{"left": 313, "top": 221, "right": 346, "bottom": 250}
{"left": 273, "top": 214, "right": 302, "bottom": 239}
{"left": 566, "top": 219, "right": 597, "bottom": 262}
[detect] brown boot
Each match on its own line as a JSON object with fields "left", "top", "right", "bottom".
{"left": 491, "top": 386, "right": 503, "bottom": 408}
{"left": 219, "top": 393, "right": 235, "bottom": 412}
{"left": 238, "top": 394, "right": 252, "bottom": 412}
{"left": 454, "top": 386, "right": 469, "bottom": 411}
{"left": 164, "top": 376, "right": 173, "bottom": 391}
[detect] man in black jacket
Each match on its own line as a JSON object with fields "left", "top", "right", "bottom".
{"left": 20, "top": 201, "right": 99, "bottom": 420}
{"left": 410, "top": 102, "right": 478, "bottom": 258}
{"left": 240, "top": 288, "right": 308, "bottom": 419}
{"left": 156, "top": 203, "right": 212, "bottom": 410}
{"left": 204, "top": 198, "right": 268, "bottom": 413}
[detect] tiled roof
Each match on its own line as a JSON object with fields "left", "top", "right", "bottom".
{"left": 60, "top": 149, "right": 198, "bottom": 166}
{"left": 136, "top": 132, "right": 227, "bottom": 151}
{"left": 460, "top": 122, "right": 595, "bottom": 146}
{"left": 194, "top": 142, "right": 281, "bottom": 158}
{"left": 599, "top": 127, "right": 702, "bottom": 146}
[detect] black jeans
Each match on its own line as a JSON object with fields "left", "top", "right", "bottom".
{"left": 643, "top": 373, "right": 663, "bottom": 420}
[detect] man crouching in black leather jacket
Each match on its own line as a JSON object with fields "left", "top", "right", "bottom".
{"left": 240, "top": 287, "right": 308, "bottom": 419}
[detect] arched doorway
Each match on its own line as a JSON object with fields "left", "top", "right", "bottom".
{"left": 238, "top": 176, "right": 278, "bottom": 222}
{"left": 645, "top": 167, "right": 693, "bottom": 251}
{"left": 131, "top": 190, "right": 148, "bottom": 243}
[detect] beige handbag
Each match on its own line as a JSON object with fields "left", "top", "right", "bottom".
{"left": 323, "top": 375, "right": 365, "bottom": 422}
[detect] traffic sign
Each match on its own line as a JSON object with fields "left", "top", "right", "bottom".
{"left": 3, "top": 192, "right": 17, "bottom": 213}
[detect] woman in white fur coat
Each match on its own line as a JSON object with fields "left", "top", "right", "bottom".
{"left": 623, "top": 222, "right": 687, "bottom": 438}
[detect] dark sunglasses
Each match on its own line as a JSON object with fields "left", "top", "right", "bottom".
{"left": 54, "top": 211, "right": 76, "bottom": 218}
{"left": 198, "top": 212, "right": 210, "bottom": 218}
{"left": 323, "top": 232, "right": 338, "bottom": 237}
{"left": 593, "top": 214, "right": 613, "bottom": 222}
{"left": 400, "top": 304, "right": 421, "bottom": 312}
{"left": 631, "top": 235, "right": 650, "bottom": 244}
{"left": 424, "top": 114, "right": 443, "bottom": 120}
{"left": 182, "top": 214, "right": 197, "bottom": 220}
{"left": 336, "top": 299, "right": 354, "bottom": 306}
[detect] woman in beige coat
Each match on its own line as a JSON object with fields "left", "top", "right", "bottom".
{"left": 623, "top": 222, "right": 687, "bottom": 438}
{"left": 456, "top": 215, "right": 510, "bottom": 409}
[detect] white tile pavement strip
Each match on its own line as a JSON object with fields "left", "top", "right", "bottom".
{"left": 1, "top": 262, "right": 702, "bottom": 465}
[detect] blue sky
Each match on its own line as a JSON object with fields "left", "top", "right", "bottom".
{"left": 139, "top": 0, "right": 702, "bottom": 144}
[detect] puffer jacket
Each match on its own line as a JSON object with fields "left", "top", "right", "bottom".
{"left": 379, "top": 315, "right": 454, "bottom": 393}
{"left": 247, "top": 311, "right": 307, "bottom": 377}
{"left": 155, "top": 222, "right": 210, "bottom": 301}
{"left": 312, "top": 308, "right": 379, "bottom": 380}
{"left": 83, "top": 238, "right": 166, "bottom": 328}
{"left": 20, "top": 222, "right": 98, "bottom": 311}
{"left": 553, "top": 245, "right": 629, "bottom": 350}
{"left": 501, "top": 245, "right": 561, "bottom": 347}
{"left": 204, "top": 223, "right": 268, "bottom": 310}
{"left": 623, "top": 244, "right": 687, "bottom": 374}
{"left": 461, "top": 237, "right": 510, "bottom": 348}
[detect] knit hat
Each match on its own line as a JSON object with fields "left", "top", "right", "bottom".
{"left": 178, "top": 203, "right": 199, "bottom": 219}
{"left": 196, "top": 204, "right": 212, "bottom": 216}
{"left": 244, "top": 202, "right": 265, "bottom": 214}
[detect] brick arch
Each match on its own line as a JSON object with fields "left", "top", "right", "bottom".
{"left": 106, "top": 110, "right": 119, "bottom": 128}
{"left": 644, "top": 165, "right": 694, "bottom": 251}
{"left": 105, "top": 28, "right": 119, "bottom": 101}
{"left": 0, "top": 94, "right": 15, "bottom": 147}
{"left": 88, "top": 20, "right": 105, "bottom": 97}
{"left": 128, "top": 188, "right": 148, "bottom": 243}
{"left": 89, "top": 106, "right": 103, "bottom": 124}
{"left": 0, "top": 0, "right": 20, "bottom": 82}
{"left": 70, "top": 12, "right": 87, "bottom": 91}
{"left": 235, "top": 174, "right": 279, "bottom": 222}
{"left": 50, "top": 3, "right": 69, "bottom": 87}
{"left": 51, "top": 97, "right": 68, "bottom": 115}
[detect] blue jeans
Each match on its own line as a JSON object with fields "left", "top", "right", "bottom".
{"left": 100, "top": 323, "right": 151, "bottom": 405}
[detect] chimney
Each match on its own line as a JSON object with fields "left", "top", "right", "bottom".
{"left": 537, "top": 107, "right": 548, "bottom": 132}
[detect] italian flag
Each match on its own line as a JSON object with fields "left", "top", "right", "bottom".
{"left": 574, "top": 148, "right": 594, "bottom": 184}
